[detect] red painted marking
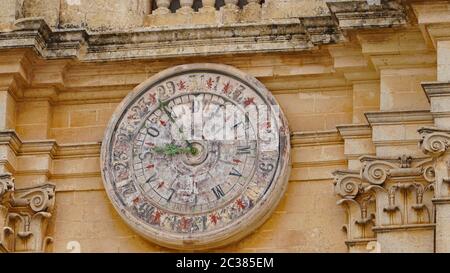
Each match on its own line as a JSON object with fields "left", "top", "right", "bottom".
{"left": 146, "top": 164, "right": 155, "bottom": 170}
{"left": 236, "top": 199, "right": 245, "bottom": 210}
{"left": 160, "top": 120, "right": 167, "bottom": 126}
{"left": 133, "top": 197, "right": 140, "bottom": 204}
{"left": 145, "top": 142, "right": 155, "bottom": 147}
{"left": 153, "top": 210, "right": 162, "bottom": 224}
{"left": 207, "top": 77, "right": 214, "bottom": 89}
{"left": 209, "top": 214, "right": 219, "bottom": 225}
{"left": 157, "top": 181, "right": 164, "bottom": 189}
{"left": 222, "top": 82, "right": 232, "bottom": 94}
{"left": 177, "top": 80, "right": 186, "bottom": 91}
{"left": 180, "top": 217, "right": 190, "bottom": 230}
{"left": 233, "top": 159, "right": 242, "bottom": 164}
{"left": 148, "top": 93, "right": 156, "bottom": 104}
{"left": 244, "top": 97, "right": 255, "bottom": 107}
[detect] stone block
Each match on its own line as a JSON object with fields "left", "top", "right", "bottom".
{"left": 70, "top": 110, "right": 97, "bottom": 127}
{"left": 376, "top": 229, "right": 434, "bottom": 253}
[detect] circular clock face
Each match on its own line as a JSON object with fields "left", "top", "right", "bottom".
{"left": 101, "top": 64, "right": 290, "bottom": 250}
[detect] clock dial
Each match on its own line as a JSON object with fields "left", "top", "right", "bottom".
{"left": 101, "top": 64, "right": 290, "bottom": 250}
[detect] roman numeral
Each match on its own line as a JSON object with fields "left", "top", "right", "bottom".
{"left": 147, "top": 127, "right": 160, "bottom": 137}
{"left": 229, "top": 167, "right": 242, "bottom": 177}
{"left": 212, "top": 185, "right": 225, "bottom": 200}
{"left": 145, "top": 173, "right": 158, "bottom": 185}
{"left": 167, "top": 189, "right": 175, "bottom": 202}
{"left": 236, "top": 145, "right": 251, "bottom": 155}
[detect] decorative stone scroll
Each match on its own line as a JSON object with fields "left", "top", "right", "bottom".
{"left": 419, "top": 128, "right": 450, "bottom": 199}
{"left": 333, "top": 155, "right": 435, "bottom": 251}
{"left": 0, "top": 173, "right": 55, "bottom": 253}
{"left": 419, "top": 128, "right": 450, "bottom": 158}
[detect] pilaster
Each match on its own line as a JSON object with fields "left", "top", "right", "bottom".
{"left": 334, "top": 155, "right": 436, "bottom": 253}
{"left": 0, "top": 172, "right": 55, "bottom": 253}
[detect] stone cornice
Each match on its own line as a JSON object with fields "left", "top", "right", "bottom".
{"left": 1, "top": 129, "right": 336, "bottom": 158}
{"left": 327, "top": 0, "right": 407, "bottom": 29}
{"left": 336, "top": 124, "right": 372, "bottom": 139}
{"left": 0, "top": 130, "right": 100, "bottom": 159}
{"left": 422, "top": 81, "right": 450, "bottom": 103}
{"left": 291, "top": 130, "right": 343, "bottom": 147}
{"left": 365, "top": 110, "right": 433, "bottom": 126}
{"left": 0, "top": 0, "right": 408, "bottom": 62}
{"left": 372, "top": 223, "right": 435, "bottom": 233}
{"left": 0, "top": 17, "right": 327, "bottom": 61}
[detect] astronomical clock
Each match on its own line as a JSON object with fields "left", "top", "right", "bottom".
{"left": 101, "top": 64, "right": 290, "bottom": 250}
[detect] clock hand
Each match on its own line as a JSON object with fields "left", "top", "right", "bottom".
{"left": 152, "top": 143, "right": 198, "bottom": 156}
{"left": 185, "top": 140, "right": 199, "bottom": 156}
{"left": 156, "top": 99, "right": 198, "bottom": 155}
{"left": 158, "top": 99, "right": 176, "bottom": 124}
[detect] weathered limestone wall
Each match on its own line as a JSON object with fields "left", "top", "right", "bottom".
{"left": 0, "top": 23, "right": 437, "bottom": 253}
{"left": 262, "top": 0, "right": 330, "bottom": 18}
{"left": 59, "top": 0, "right": 148, "bottom": 30}
{"left": 3, "top": 0, "right": 333, "bottom": 30}
{"left": 23, "top": 0, "right": 60, "bottom": 27}
{"left": 0, "top": 0, "right": 22, "bottom": 30}
{"left": 2, "top": 0, "right": 450, "bottom": 253}
{"left": 0, "top": 50, "right": 357, "bottom": 252}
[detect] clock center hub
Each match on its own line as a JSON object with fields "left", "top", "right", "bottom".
{"left": 182, "top": 142, "right": 208, "bottom": 166}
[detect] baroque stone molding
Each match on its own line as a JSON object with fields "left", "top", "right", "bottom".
{"left": 0, "top": 130, "right": 100, "bottom": 159}
{"left": 326, "top": 0, "right": 406, "bottom": 29}
{"left": 0, "top": 0, "right": 407, "bottom": 62}
{"left": 291, "top": 130, "right": 343, "bottom": 148}
{"left": 333, "top": 154, "right": 435, "bottom": 250}
{"left": 419, "top": 127, "right": 450, "bottom": 158}
{"left": 422, "top": 82, "right": 450, "bottom": 104}
{"left": 365, "top": 110, "right": 433, "bottom": 125}
{"left": 0, "top": 173, "right": 55, "bottom": 253}
{"left": 419, "top": 127, "right": 450, "bottom": 200}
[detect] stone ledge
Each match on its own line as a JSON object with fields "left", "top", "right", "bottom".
{"left": 336, "top": 124, "right": 372, "bottom": 139}
{"left": 291, "top": 130, "right": 343, "bottom": 147}
{"left": 372, "top": 224, "right": 436, "bottom": 233}
{"left": 0, "top": 0, "right": 408, "bottom": 62}
{"left": 327, "top": 0, "right": 407, "bottom": 29}
{"left": 422, "top": 81, "right": 450, "bottom": 103}
{"left": 432, "top": 198, "right": 450, "bottom": 205}
{"left": 2, "top": 129, "right": 342, "bottom": 156}
{"left": 365, "top": 110, "right": 433, "bottom": 125}
{"left": 0, "top": 129, "right": 101, "bottom": 159}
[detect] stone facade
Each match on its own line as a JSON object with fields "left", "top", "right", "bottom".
{"left": 0, "top": 0, "right": 449, "bottom": 253}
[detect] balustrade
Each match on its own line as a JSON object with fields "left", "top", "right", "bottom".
{"left": 149, "top": 0, "right": 264, "bottom": 26}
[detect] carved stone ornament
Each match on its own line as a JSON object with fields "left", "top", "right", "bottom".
{"left": 0, "top": 173, "right": 56, "bottom": 253}
{"left": 333, "top": 155, "right": 435, "bottom": 249}
{"left": 419, "top": 128, "right": 450, "bottom": 199}
{"left": 419, "top": 128, "right": 450, "bottom": 158}
{"left": 101, "top": 63, "right": 291, "bottom": 250}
